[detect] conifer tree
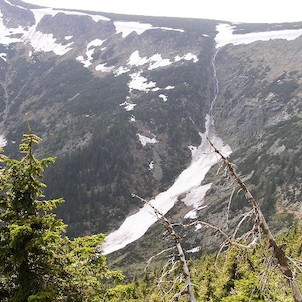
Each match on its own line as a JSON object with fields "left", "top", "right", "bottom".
{"left": 0, "top": 133, "right": 123, "bottom": 301}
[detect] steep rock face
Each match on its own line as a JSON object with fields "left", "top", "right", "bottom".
{"left": 214, "top": 37, "right": 302, "bottom": 148}
{"left": 198, "top": 34, "right": 302, "bottom": 252}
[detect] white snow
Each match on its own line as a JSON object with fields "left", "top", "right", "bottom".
{"left": 0, "top": 10, "right": 27, "bottom": 45}
{"left": 186, "top": 246, "right": 201, "bottom": 253}
{"left": 0, "top": 8, "right": 73, "bottom": 55}
{"left": 130, "top": 115, "right": 136, "bottom": 122}
{"left": 195, "top": 223, "right": 202, "bottom": 231}
{"left": 137, "top": 134, "right": 158, "bottom": 146}
{"left": 77, "top": 39, "right": 105, "bottom": 68}
{"left": 175, "top": 53, "right": 199, "bottom": 63}
{"left": 148, "top": 54, "right": 172, "bottom": 70}
{"left": 188, "top": 145, "right": 197, "bottom": 156}
{"left": 95, "top": 63, "right": 114, "bottom": 72}
{"left": 0, "top": 53, "right": 7, "bottom": 61}
{"left": 159, "top": 94, "right": 167, "bottom": 102}
{"left": 26, "top": 30, "right": 73, "bottom": 55}
{"left": 182, "top": 183, "right": 212, "bottom": 208}
{"left": 128, "top": 71, "right": 157, "bottom": 92}
{"left": 125, "top": 103, "right": 136, "bottom": 111}
{"left": 0, "top": 7, "right": 109, "bottom": 56}
{"left": 4, "top": 0, "right": 27, "bottom": 10}
{"left": 28, "top": 50, "right": 32, "bottom": 57}
{"left": 149, "top": 161, "right": 154, "bottom": 170}
{"left": 115, "top": 21, "right": 153, "bottom": 38}
{"left": 215, "top": 23, "right": 302, "bottom": 48}
{"left": 127, "top": 51, "right": 172, "bottom": 70}
{"left": 0, "top": 135, "right": 7, "bottom": 147}
{"left": 127, "top": 50, "right": 149, "bottom": 66}
{"left": 114, "top": 66, "right": 130, "bottom": 76}
{"left": 184, "top": 210, "right": 197, "bottom": 220}
{"left": 165, "top": 85, "right": 175, "bottom": 90}
{"left": 64, "top": 35, "right": 73, "bottom": 40}
{"left": 120, "top": 101, "right": 136, "bottom": 112}
{"left": 101, "top": 115, "right": 232, "bottom": 254}
{"left": 114, "top": 21, "right": 183, "bottom": 38}
{"left": 31, "top": 7, "right": 110, "bottom": 23}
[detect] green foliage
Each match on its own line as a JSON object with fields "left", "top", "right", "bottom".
{"left": 0, "top": 133, "right": 125, "bottom": 301}
{"left": 122, "top": 226, "right": 302, "bottom": 302}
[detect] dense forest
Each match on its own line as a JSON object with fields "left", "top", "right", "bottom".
{"left": 1, "top": 133, "right": 302, "bottom": 302}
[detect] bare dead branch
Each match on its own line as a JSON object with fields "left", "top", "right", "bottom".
{"left": 185, "top": 220, "right": 251, "bottom": 249}
{"left": 145, "top": 247, "right": 176, "bottom": 271}
{"left": 132, "top": 194, "right": 197, "bottom": 302}
{"left": 208, "top": 139, "right": 302, "bottom": 302}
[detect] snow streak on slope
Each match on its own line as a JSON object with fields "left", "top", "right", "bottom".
{"left": 215, "top": 24, "right": 302, "bottom": 48}
{"left": 137, "top": 134, "right": 158, "bottom": 146}
{"left": 127, "top": 50, "right": 198, "bottom": 70}
{"left": 114, "top": 21, "right": 184, "bottom": 38}
{"left": 101, "top": 115, "right": 231, "bottom": 254}
{"left": 101, "top": 24, "right": 234, "bottom": 254}
{"left": 128, "top": 71, "right": 157, "bottom": 92}
{"left": 0, "top": 135, "right": 7, "bottom": 147}
{"left": 77, "top": 39, "right": 105, "bottom": 68}
{"left": 0, "top": 4, "right": 109, "bottom": 56}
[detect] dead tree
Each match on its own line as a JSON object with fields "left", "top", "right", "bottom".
{"left": 132, "top": 194, "right": 196, "bottom": 302}
{"left": 208, "top": 140, "right": 302, "bottom": 302}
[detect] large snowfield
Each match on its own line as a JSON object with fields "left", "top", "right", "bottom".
{"left": 101, "top": 115, "right": 232, "bottom": 254}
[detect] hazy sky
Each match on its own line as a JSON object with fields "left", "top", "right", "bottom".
{"left": 23, "top": 0, "right": 302, "bottom": 23}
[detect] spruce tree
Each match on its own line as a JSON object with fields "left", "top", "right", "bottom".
{"left": 0, "top": 133, "right": 123, "bottom": 301}
{"left": 0, "top": 133, "right": 69, "bottom": 301}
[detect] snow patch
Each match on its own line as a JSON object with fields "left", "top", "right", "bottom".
{"left": 149, "top": 161, "right": 154, "bottom": 170}
{"left": 0, "top": 135, "right": 7, "bottom": 147}
{"left": 184, "top": 210, "right": 197, "bottom": 220}
{"left": 175, "top": 53, "right": 199, "bottom": 63}
{"left": 148, "top": 54, "right": 172, "bottom": 70}
{"left": 165, "top": 85, "right": 175, "bottom": 90}
{"left": 101, "top": 115, "right": 232, "bottom": 254}
{"left": 32, "top": 7, "right": 110, "bottom": 23}
{"left": 188, "top": 145, "right": 198, "bottom": 157}
{"left": 215, "top": 23, "right": 302, "bottom": 48}
{"left": 120, "top": 101, "right": 136, "bottom": 112}
{"left": 114, "top": 66, "right": 130, "bottom": 76}
{"left": 186, "top": 246, "right": 201, "bottom": 253}
{"left": 25, "top": 30, "right": 73, "bottom": 55}
{"left": 127, "top": 51, "right": 172, "bottom": 70}
{"left": 137, "top": 134, "right": 158, "bottom": 147}
{"left": 95, "top": 63, "right": 114, "bottom": 72}
{"left": 159, "top": 94, "right": 167, "bottom": 102}
{"left": 0, "top": 53, "right": 7, "bottom": 61}
{"left": 130, "top": 115, "right": 136, "bottom": 122}
{"left": 77, "top": 39, "right": 105, "bottom": 68}
{"left": 128, "top": 71, "right": 156, "bottom": 92}
{"left": 127, "top": 50, "right": 149, "bottom": 66}
{"left": 182, "top": 184, "right": 212, "bottom": 208}
{"left": 114, "top": 21, "right": 183, "bottom": 38}
{"left": 64, "top": 35, "right": 73, "bottom": 40}
{"left": 4, "top": 0, "right": 27, "bottom": 10}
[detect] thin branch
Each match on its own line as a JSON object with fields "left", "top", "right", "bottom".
{"left": 132, "top": 194, "right": 196, "bottom": 302}
{"left": 208, "top": 139, "right": 302, "bottom": 302}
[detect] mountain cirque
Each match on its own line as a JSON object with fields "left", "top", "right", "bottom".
{"left": 1, "top": 0, "right": 302, "bottom": 266}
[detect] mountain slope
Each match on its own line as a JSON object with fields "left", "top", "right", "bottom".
{"left": 0, "top": 0, "right": 302, "bottom": 266}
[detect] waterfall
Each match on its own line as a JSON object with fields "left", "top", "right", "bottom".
{"left": 101, "top": 47, "right": 231, "bottom": 255}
